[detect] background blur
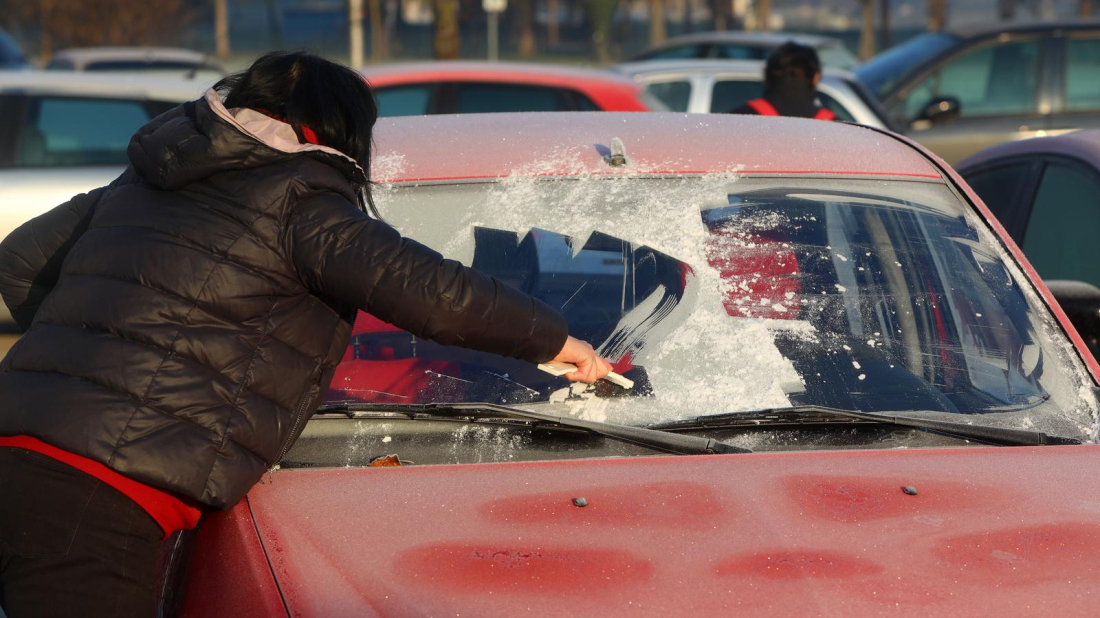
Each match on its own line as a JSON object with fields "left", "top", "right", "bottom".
{"left": 2, "top": 0, "right": 1099, "bottom": 69}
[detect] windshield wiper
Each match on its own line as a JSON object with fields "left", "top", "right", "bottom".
{"left": 315, "top": 402, "right": 751, "bottom": 456}
{"left": 648, "top": 405, "right": 1082, "bottom": 447}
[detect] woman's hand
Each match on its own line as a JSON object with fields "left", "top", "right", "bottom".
{"left": 550, "top": 336, "right": 613, "bottom": 384}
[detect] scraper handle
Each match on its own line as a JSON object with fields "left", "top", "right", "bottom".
{"left": 538, "top": 362, "right": 635, "bottom": 389}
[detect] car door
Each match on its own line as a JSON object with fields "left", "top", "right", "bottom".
{"left": 1047, "top": 31, "right": 1100, "bottom": 135}
{"left": 1014, "top": 157, "right": 1100, "bottom": 289}
{"left": 885, "top": 34, "right": 1052, "bottom": 165}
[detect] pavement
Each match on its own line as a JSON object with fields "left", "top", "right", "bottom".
{"left": 0, "top": 334, "right": 18, "bottom": 357}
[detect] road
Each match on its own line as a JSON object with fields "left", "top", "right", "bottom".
{"left": 0, "top": 334, "right": 18, "bottom": 357}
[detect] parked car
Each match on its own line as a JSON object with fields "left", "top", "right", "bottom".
{"left": 957, "top": 130, "right": 1100, "bottom": 358}
{"left": 361, "top": 62, "right": 660, "bottom": 117}
{"left": 614, "top": 59, "right": 891, "bottom": 128}
{"left": 0, "top": 72, "right": 201, "bottom": 327}
{"left": 629, "top": 31, "right": 860, "bottom": 70}
{"left": 0, "top": 28, "right": 28, "bottom": 70}
{"left": 46, "top": 47, "right": 226, "bottom": 80}
{"left": 856, "top": 21, "right": 1100, "bottom": 164}
{"left": 170, "top": 112, "right": 1100, "bottom": 618}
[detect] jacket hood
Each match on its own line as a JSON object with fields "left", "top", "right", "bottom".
{"left": 127, "top": 89, "right": 367, "bottom": 200}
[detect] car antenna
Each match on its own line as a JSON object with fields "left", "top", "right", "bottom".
{"left": 607, "top": 137, "right": 628, "bottom": 167}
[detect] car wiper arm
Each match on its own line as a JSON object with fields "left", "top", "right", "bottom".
{"left": 315, "top": 402, "right": 751, "bottom": 456}
{"left": 648, "top": 405, "right": 1081, "bottom": 447}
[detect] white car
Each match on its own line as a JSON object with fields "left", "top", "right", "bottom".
{"left": 0, "top": 72, "right": 203, "bottom": 325}
{"left": 46, "top": 47, "right": 227, "bottom": 81}
{"left": 613, "top": 60, "right": 892, "bottom": 129}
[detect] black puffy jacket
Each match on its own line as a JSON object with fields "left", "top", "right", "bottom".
{"left": 0, "top": 91, "right": 568, "bottom": 508}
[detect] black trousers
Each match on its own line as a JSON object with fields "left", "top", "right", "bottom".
{"left": 0, "top": 447, "right": 165, "bottom": 618}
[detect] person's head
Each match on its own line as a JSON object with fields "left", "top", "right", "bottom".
{"left": 213, "top": 51, "right": 381, "bottom": 217}
{"left": 763, "top": 42, "right": 822, "bottom": 92}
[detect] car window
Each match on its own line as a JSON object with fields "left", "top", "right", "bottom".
{"left": 895, "top": 38, "right": 1042, "bottom": 122}
{"left": 640, "top": 44, "right": 705, "bottom": 60}
{"left": 818, "top": 92, "right": 856, "bottom": 122}
{"left": 817, "top": 45, "right": 860, "bottom": 70}
{"left": 374, "top": 85, "right": 433, "bottom": 117}
{"left": 454, "top": 83, "right": 574, "bottom": 113}
{"left": 644, "top": 80, "right": 692, "bottom": 112}
{"left": 13, "top": 96, "right": 154, "bottom": 168}
{"left": 961, "top": 162, "right": 1031, "bottom": 224}
{"left": 709, "top": 45, "right": 766, "bottom": 60}
{"left": 710, "top": 79, "right": 763, "bottom": 113}
{"left": 1021, "top": 162, "right": 1100, "bottom": 286}
{"left": 855, "top": 32, "right": 959, "bottom": 97}
{"left": 1065, "top": 37, "right": 1100, "bottom": 112}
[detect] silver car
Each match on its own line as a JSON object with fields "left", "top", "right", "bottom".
{"left": 628, "top": 31, "right": 861, "bottom": 70}
{"left": 613, "top": 60, "right": 891, "bottom": 129}
{"left": 0, "top": 72, "right": 203, "bottom": 325}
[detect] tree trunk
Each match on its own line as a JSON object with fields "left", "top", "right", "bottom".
{"left": 519, "top": 0, "right": 537, "bottom": 57}
{"left": 548, "top": 0, "right": 560, "bottom": 46}
{"left": 753, "top": 0, "right": 770, "bottom": 31}
{"left": 350, "top": 0, "right": 364, "bottom": 68}
{"left": 859, "top": 0, "right": 874, "bottom": 61}
{"left": 432, "top": 0, "right": 461, "bottom": 59}
{"left": 1082, "top": 0, "right": 1093, "bottom": 17}
{"left": 214, "top": 0, "right": 230, "bottom": 60}
{"left": 879, "top": 0, "right": 890, "bottom": 49}
{"left": 713, "top": 0, "right": 730, "bottom": 30}
{"left": 928, "top": 0, "right": 947, "bottom": 32}
{"left": 650, "top": 0, "right": 666, "bottom": 45}
{"left": 369, "top": 0, "right": 387, "bottom": 60}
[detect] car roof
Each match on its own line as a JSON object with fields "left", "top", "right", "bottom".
{"left": 0, "top": 71, "right": 207, "bottom": 101}
{"left": 362, "top": 61, "right": 640, "bottom": 88}
{"left": 372, "top": 112, "right": 939, "bottom": 182}
{"left": 643, "top": 30, "right": 843, "bottom": 50}
{"left": 51, "top": 46, "right": 216, "bottom": 64}
{"left": 950, "top": 18, "right": 1100, "bottom": 39}
{"left": 957, "top": 130, "right": 1100, "bottom": 172}
{"left": 614, "top": 59, "right": 858, "bottom": 81}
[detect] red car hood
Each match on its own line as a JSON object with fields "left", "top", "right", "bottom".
{"left": 248, "top": 446, "right": 1100, "bottom": 617}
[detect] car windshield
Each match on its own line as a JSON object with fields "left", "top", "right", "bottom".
{"left": 856, "top": 32, "right": 958, "bottom": 97}
{"left": 321, "top": 173, "right": 1098, "bottom": 443}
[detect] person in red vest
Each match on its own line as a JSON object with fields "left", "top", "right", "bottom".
{"left": 729, "top": 42, "right": 837, "bottom": 121}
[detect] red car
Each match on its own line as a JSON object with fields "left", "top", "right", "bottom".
{"left": 361, "top": 62, "right": 657, "bottom": 116}
{"left": 171, "top": 113, "right": 1100, "bottom": 617}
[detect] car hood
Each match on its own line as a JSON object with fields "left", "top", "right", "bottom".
{"left": 248, "top": 446, "right": 1100, "bottom": 617}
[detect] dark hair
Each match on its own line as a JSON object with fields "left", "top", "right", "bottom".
{"left": 764, "top": 42, "right": 822, "bottom": 89}
{"left": 213, "top": 51, "right": 381, "bottom": 218}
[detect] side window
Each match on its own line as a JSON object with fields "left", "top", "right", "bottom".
{"left": 644, "top": 80, "right": 692, "bottom": 112}
{"left": 710, "top": 79, "right": 763, "bottom": 113}
{"left": 454, "top": 83, "right": 572, "bottom": 113}
{"left": 962, "top": 162, "right": 1032, "bottom": 224}
{"left": 817, "top": 92, "right": 856, "bottom": 122}
{"left": 1021, "top": 162, "right": 1100, "bottom": 286}
{"left": 15, "top": 96, "right": 153, "bottom": 168}
{"left": 893, "top": 38, "right": 1042, "bottom": 122}
{"left": 709, "top": 45, "right": 765, "bottom": 60}
{"left": 1065, "top": 38, "right": 1100, "bottom": 112}
{"left": 642, "top": 45, "right": 705, "bottom": 60}
{"left": 374, "top": 85, "right": 433, "bottom": 117}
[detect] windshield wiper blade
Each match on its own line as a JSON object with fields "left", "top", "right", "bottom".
{"left": 315, "top": 402, "right": 751, "bottom": 456}
{"left": 648, "top": 405, "right": 1082, "bottom": 447}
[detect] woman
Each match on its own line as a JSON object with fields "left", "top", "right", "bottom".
{"left": 0, "top": 51, "right": 609, "bottom": 617}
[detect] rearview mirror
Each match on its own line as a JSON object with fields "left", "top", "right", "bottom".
{"left": 912, "top": 96, "right": 961, "bottom": 130}
{"left": 1046, "top": 280, "right": 1100, "bottom": 360}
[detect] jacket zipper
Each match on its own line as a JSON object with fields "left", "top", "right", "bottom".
{"left": 273, "top": 392, "right": 313, "bottom": 466}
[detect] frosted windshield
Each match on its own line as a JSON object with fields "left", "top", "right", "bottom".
{"left": 324, "top": 175, "right": 1098, "bottom": 441}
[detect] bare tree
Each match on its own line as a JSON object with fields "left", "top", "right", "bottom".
{"left": 11, "top": 0, "right": 195, "bottom": 60}
{"left": 584, "top": 0, "right": 618, "bottom": 62}
{"left": 432, "top": 0, "right": 461, "bottom": 59}
{"left": 214, "top": 0, "right": 229, "bottom": 59}
{"left": 712, "top": 0, "right": 731, "bottom": 30}
{"left": 650, "top": 0, "right": 666, "bottom": 45}
{"left": 518, "top": 0, "right": 537, "bottom": 57}
{"left": 859, "top": 0, "right": 874, "bottom": 60}
{"left": 753, "top": 0, "right": 770, "bottom": 31}
{"left": 1082, "top": 0, "right": 1093, "bottom": 17}
{"left": 548, "top": 0, "right": 561, "bottom": 46}
{"left": 928, "top": 0, "right": 947, "bottom": 32}
{"left": 369, "top": 0, "right": 387, "bottom": 61}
